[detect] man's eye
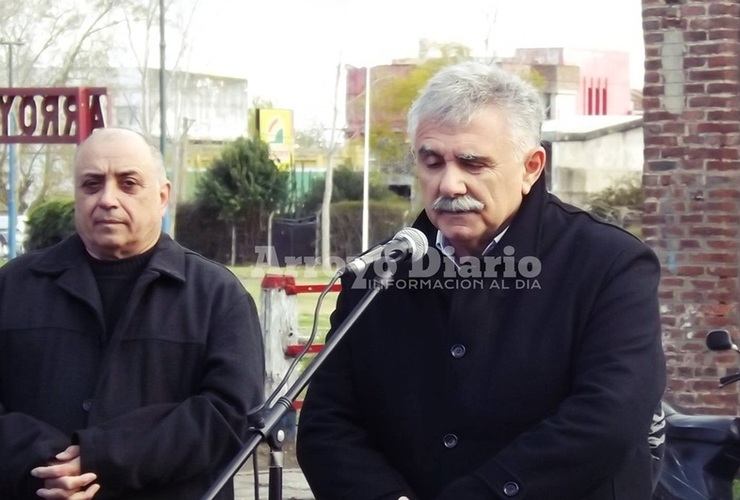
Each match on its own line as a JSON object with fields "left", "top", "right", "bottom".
{"left": 422, "top": 160, "right": 444, "bottom": 169}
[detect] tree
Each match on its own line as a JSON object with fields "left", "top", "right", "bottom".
{"left": 0, "top": 0, "right": 202, "bottom": 214}
{"left": 365, "top": 44, "right": 472, "bottom": 175}
{"left": 362, "top": 44, "right": 545, "bottom": 177}
{"left": 299, "top": 166, "right": 400, "bottom": 215}
{"left": 0, "top": 0, "right": 122, "bottom": 211}
{"left": 587, "top": 176, "right": 643, "bottom": 230}
{"left": 195, "top": 137, "right": 289, "bottom": 265}
{"left": 25, "top": 198, "right": 76, "bottom": 251}
{"left": 320, "top": 59, "right": 344, "bottom": 266}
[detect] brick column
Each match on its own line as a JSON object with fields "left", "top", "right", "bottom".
{"left": 642, "top": 0, "right": 740, "bottom": 413}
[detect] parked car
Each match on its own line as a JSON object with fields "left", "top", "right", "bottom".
{"left": 0, "top": 215, "right": 27, "bottom": 258}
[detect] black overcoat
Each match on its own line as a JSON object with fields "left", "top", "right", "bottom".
{"left": 297, "top": 177, "right": 666, "bottom": 500}
{"left": 0, "top": 234, "right": 265, "bottom": 499}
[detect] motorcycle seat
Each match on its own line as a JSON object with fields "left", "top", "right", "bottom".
{"left": 665, "top": 412, "right": 740, "bottom": 444}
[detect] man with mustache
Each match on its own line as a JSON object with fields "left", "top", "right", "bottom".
{"left": 0, "top": 128, "right": 265, "bottom": 499}
{"left": 297, "top": 61, "right": 665, "bottom": 499}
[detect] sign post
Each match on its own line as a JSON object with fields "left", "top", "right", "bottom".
{"left": 0, "top": 86, "right": 107, "bottom": 258}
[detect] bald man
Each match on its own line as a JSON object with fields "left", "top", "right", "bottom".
{"left": 0, "top": 128, "right": 264, "bottom": 499}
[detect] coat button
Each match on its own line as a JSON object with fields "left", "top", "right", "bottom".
{"left": 443, "top": 433, "right": 458, "bottom": 449}
{"left": 450, "top": 344, "right": 466, "bottom": 358}
{"left": 82, "top": 399, "right": 92, "bottom": 411}
{"left": 503, "top": 481, "right": 520, "bottom": 496}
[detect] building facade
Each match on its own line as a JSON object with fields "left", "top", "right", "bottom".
{"left": 641, "top": 0, "right": 740, "bottom": 413}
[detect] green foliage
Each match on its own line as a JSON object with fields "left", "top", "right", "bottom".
{"left": 587, "top": 177, "right": 644, "bottom": 228}
{"left": 299, "top": 166, "right": 402, "bottom": 214}
{"left": 330, "top": 199, "right": 411, "bottom": 259}
{"left": 195, "top": 137, "right": 290, "bottom": 220}
{"left": 369, "top": 44, "right": 472, "bottom": 173}
{"left": 26, "top": 198, "right": 76, "bottom": 251}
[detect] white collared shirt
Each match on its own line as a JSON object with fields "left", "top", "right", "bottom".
{"left": 435, "top": 226, "right": 509, "bottom": 266}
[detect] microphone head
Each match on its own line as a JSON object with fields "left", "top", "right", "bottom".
{"left": 393, "top": 227, "right": 429, "bottom": 263}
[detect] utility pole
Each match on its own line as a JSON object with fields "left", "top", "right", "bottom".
{"left": 1, "top": 40, "right": 23, "bottom": 259}
{"left": 159, "top": 0, "right": 170, "bottom": 234}
{"left": 361, "top": 65, "right": 371, "bottom": 252}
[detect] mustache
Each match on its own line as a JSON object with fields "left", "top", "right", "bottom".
{"left": 431, "top": 195, "right": 485, "bottom": 213}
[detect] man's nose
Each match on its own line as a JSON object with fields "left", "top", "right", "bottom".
{"left": 98, "top": 182, "right": 119, "bottom": 207}
{"left": 438, "top": 164, "right": 467, "bottom": 197}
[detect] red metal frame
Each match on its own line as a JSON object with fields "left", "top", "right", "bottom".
{"left": 0, "top": 86, "right": 107, "bottom": 144}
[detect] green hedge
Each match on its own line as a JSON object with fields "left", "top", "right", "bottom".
{"left": 330, "top": 199, "right": 412, "bottom": 259}
{"left": 21, "top": 198, "right": 414, "bottom": 264}
{"left": 26, "top": 198, "right": 76, "bottom": 251}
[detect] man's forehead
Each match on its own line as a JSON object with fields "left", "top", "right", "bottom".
{"left": 75, "top": 159, "right": 149, "bottom": 178}
{"left": 415, "top": 142, "right": 486, "bottom": 160}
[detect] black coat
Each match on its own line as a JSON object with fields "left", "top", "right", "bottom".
{"left": 0, "top": 234, "right": 265, "bottom": 499}
{"left": 297, "top": 177, "right": 666, "bottom": 500}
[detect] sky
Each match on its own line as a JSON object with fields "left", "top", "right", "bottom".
{"left": 185, "top": 0, "right": 645, "bottom": 130}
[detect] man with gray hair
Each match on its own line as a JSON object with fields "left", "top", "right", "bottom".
{"left": 0, "top": 128, "right": 264, "bottom": 499}
{"left": 297, "top": 61, "right": 665, "bottom": 499}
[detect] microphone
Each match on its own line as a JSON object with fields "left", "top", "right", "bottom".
{"left": 342, "top": 227, "right": 428, "bottom": 276}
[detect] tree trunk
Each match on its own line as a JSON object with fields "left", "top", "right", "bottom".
{"left": 321, "top": 60, "right": 344, "bottom": 266}
{"left": 230, "top": 222, "right": 236, "bottom": 267}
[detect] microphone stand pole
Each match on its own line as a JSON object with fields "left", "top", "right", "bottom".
{"left": 201, "top": 270, "right": 394, "bottom": 500}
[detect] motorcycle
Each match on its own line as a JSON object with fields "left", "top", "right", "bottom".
{"left": 653, "top": 329, "right": 740, "bottom": 500}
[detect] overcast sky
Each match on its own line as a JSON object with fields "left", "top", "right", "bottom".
{"left": 185, "top": 0, "right": 645, "bottom": 129}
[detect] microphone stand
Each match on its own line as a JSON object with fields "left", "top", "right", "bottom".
{"left": 201, "top": 269, "right": 395, "bottom": 500}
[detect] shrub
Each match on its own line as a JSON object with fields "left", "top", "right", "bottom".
{"left": 587, "top": 177, "right": 643, "bottom": 229}
{"left": 26, "top": 198, "right": 76, "bottom": 251}
{"left": 329, "top": 199, "right": 411, "bottom": 259}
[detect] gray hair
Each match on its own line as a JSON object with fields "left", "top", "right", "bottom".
{"left": 73, "top": 127, "right": 168, "bottom": 183}
{"left": 407, "top": 61, "right": 544, "bottom": 160}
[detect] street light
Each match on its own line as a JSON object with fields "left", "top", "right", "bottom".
{"left": 1, "top": 40, "right": 23, "bottom": 259}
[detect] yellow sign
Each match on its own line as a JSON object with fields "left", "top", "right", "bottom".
{"left": 257, "top": 108, "right": 294, "bottom": 170}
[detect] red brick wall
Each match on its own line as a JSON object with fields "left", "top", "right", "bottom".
{"left": 642, "top": 0, "right": 740, "bottom": 414}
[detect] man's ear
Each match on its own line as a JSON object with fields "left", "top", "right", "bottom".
{"left": 521, "top": 146, "right": 546, "bottom": 196}
{"left": 159, "top": 181, "right": 172, "bottom": 215}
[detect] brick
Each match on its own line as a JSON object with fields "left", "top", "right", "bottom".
{"left": 693, "top": 253, "right": 737, "bottom": 264}
{"left": 682, "top": 4, "right": 708, "bottom": 16}
{"left": 707, "top": 214, "right": 740, "bottom": 223}
{"left": 645, "top": 135, "right": 680, "bottom": 147}
{"left": 679, "top": 215, "right": 704, "bottom": 224}
{"left": 706, "top": 82, "right": 740, "bottom": 94}
{"left": 707, "top": 239, "right": 740, "bottom": 249}
{"left": 643, "top": 18, "right": 661, "bottom": 31}
{"left": 683, "top": 56, "right": 707, "bottom": 69}
{"left": 691, "top": 279, "right": 719, "bottom": 289}
{"left": 681, "top": 291, "right": 705, "bottom": 302}
{"left": 676, "top": 265, "right": 706, "bottom": 276}
{"left": 660, "top": 146, "right": 691, "bottom": 158}
{"left": 661, "top": 16, "right": 686, "bottom": 29}
{"left": 707, "top": 266, "right": 738, "bottom": 278}
{"left": 708, "top": 2, "right": 740, "bottom": 16}
{"left": 697, "top": 123, "right": 740, "bottom": 134}
{"left": 662, "top": 226, "right": 687, "bottom": 238}
{"left": 707, "top": 160, "right": 740, "bottom": 171}
{"left": 708, "top": 55, "right": 740, "bottom": 68}
{"left": 707, "top": 188, "right": 740, "bottom": 198}
{"left": 708, "top": 28, "right": 740, "bottom": 41}
{"left": 688, "top": 42, "right": 736, "bottom": 56}
{"left": 690, "top": 16, "right": 740, "bottom": 30}
{"left": 688, "top": 68, "right": 739, "bottom": 82}
{"left": 644, "top": 33, "right": 665, "bottom": 45}
{"left": 684, "top": 31, "right": 709, "bottom": 43}
{"left": 694, "top": 222, "right": 739, "bottom": 235}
